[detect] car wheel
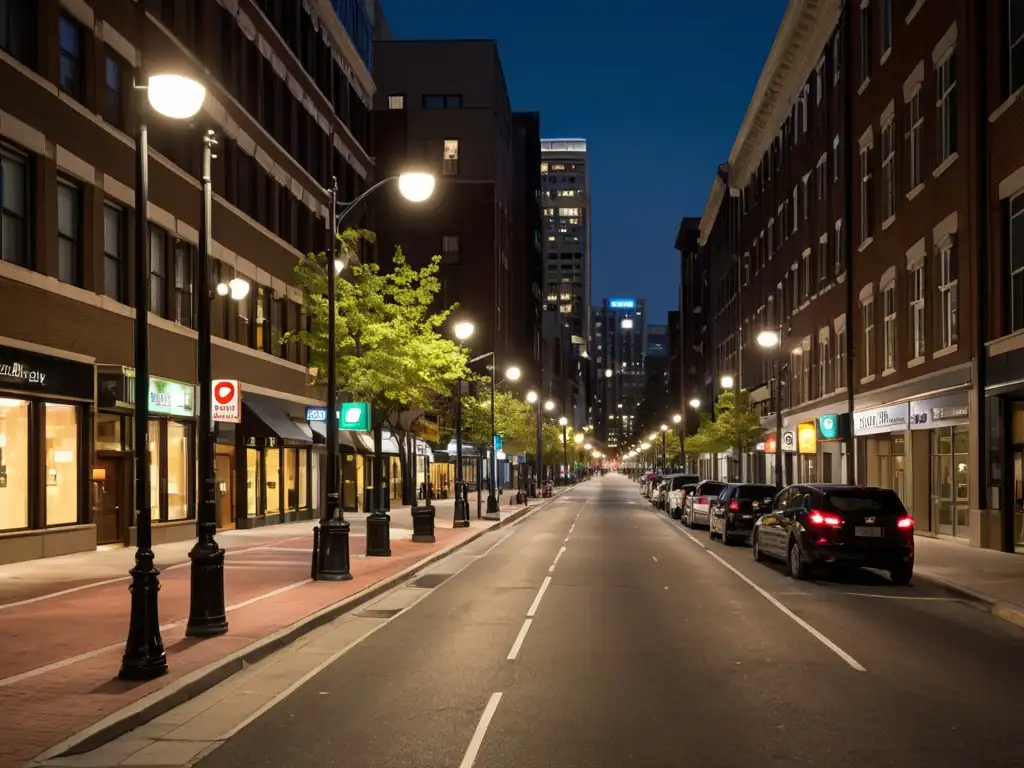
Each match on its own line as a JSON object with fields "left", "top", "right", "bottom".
{"left": 721, "top": 522, "right": 731, "bottom": 546}
{"left": 670, "top": 508, "right": 680, "bottom": 520}
{"left": 890, "top": 564, "right": 913, "bottom": 586}
{"left": 752, "top": 531, "right": 764, "bottom": 562}
{"left": 709, "top": 521, "right": 719, "bottom": 540}
{"left": 787, "top": 539, "right": 809, "bottom": 580}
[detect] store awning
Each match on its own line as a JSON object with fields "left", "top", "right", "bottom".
{"left": 309, "top": 421, "right": 367, "bottom": 453}
{"left": 243, "top": 394, "right": 312, "bottom": 444}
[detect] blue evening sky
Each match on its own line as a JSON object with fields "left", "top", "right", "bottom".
{"left": 378, "top": 0, "right": 786, "bottom": 323}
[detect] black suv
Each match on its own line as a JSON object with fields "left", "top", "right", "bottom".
{"left": 751, "top": 484, "right": 915, "bottom": 584}
{"left": 708, "top": 483, "right": 778, "bottom": 545}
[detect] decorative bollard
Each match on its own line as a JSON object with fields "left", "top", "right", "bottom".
{"left": 311, "top": 526, "right": 320, "bottom": 579}
{"left": 411, "top": 504, "right": 436, "bottom": 543}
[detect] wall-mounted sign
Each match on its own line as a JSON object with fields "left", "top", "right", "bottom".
{"left": 212, "top": 380, "right": 241, "bottom": 423}
{"left": 853, "top": 403, "right": 910, "bottom": 435}
{"left": 147, "top": 377, "right": 195, "bottom": 418}
{"left": 819, "top": 414, "right": 839, "bottom": 440}
{"left": 305, "top": 407, "right": 329, "bottom": 423}
{"left": 909, "top": 394, "right": 969, "bottom": 430}
{"left": 797, "top": 422, "right": 817, "bottom": 454}
{"left": 0, "top": 344, "right": 94, "bottom": 401}
{"left": 608, "top": 299, "right": 636, "bottom": 309}
{"left": 493, "top": 434, "right": 503, "bottom": 451}
{"left": 340, "top": 402, "right": 370, "bottom": 432}
{"left": 764, "top": 434, "right": 777, "bottom": 453}
{"left": 781, "top": 430, "right": 796, "bottom": 452}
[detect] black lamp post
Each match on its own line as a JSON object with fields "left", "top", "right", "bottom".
{"left": 186, "top": 129, "right": 228, "bottom": 637}
{"left": 119, "top": 58, "right": 207, "bottom": 680}
{"left": 559, "top": 417, "right": 568, "bottom": 485}
{"left": 756, "top": 325, "right": 785, "bottom": 488}
{"left": 452, "top": 375, "right": 469, "bottom": 527}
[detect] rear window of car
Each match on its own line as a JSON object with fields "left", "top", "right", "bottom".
{"left": 699, "top": 482, "right": 727, "bottom": 496}
{"left": 737, "top": 485, "right": 777, "bottom": 499}
{"left": 681, "top": 484, "right": 697, "bottom": 493}
{"left": 669, "top": 476, "right": 690, "bottom": 490}
{"left": 825, "top": 489, "right": 906, "bottom": 515}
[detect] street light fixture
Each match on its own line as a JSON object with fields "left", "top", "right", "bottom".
{"left": 605, "top": 369, "right": 613, "bottom": 378}
{"left": 660, "top": 424, "right": 668, "bottom": 431}
{"left": 672, "top": 413, "right": 682, "bottom": 424}
{"left": 454, "top": 321, "right": 475, "bottom": 341}
{"left": 544, "top": 400, "right": 556, "bottom": 411}
{"left": 450, "top": 321, "right": 475, "bottom": 528}
{"left": 757, "top": 329, "right": 781, "bottom": 348}
{"left": 559, "top": 416, "right": 568, "bottom": 427}
{"left": 396, "top": 172, "right": 436, "bottom": 202}
{"left": 689, "top": 398, "right": 701, "bottom": 410}
{"left": 574, "top": 433, "right": 585, "bottom": 444}
{"left": 584, "top": 442, "right": 592, "bottom": 450}
{"left": 526, "top": 390, "right": 538, "bottom": 404}
{"left": 720, "top": 374, "right": 735, "bottom": 390}
{"left": 120, "top": 66, "right": 207, "bottom": 681}
{"left": 506, "top": 365, "right": 522, "bottom": 382}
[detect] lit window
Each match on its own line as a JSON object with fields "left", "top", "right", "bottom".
{"left": 388, "top": 94, "right": 404, "bottom": 109}
{"left": 443, "top": 139, "right": 459, "bottom": 176}
{"left": 882, "top": 282, "right": 896, "bottom": 371}
{"left": 910, "top": 262, "right": 926, "bottom": 357}
{"left": 862, "top": 295, "right": 875, "bottom": 378}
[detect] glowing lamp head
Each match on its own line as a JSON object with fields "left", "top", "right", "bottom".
{"left": 672, "top": 413, "right": 682, "bottom": 424}
{"left": 689, "top": 398, "right": 701, "bottom": 410}
{"left": 757, "top": 329, "right": 781, "bottom": 348}
{"left": 147, "top": 74, "right": 206, "bottom": 119}
{"left": 720, "top": 375, "right": 735, "bottom": 389}
{"left": 558, "top": 416, "right": 568, "bottom": 427}
{"left": 526, "top": 391, "right": 539, "bottom": 404}
{"left": 506, "top": 365, "right": 522, "bottom": 382}
{"left": 453, "top": 321, "right": 475, "bottom": 341}
{"left": 660, "top": 424, "right": 668, "bottom": 432}
{"left": 397, "top": 172, "right": 435, "bottom": 202}
{"left": 544, "top": 400, "right": 555, "bottom": 412}
{"left": 574, "top": 433, "right": 584, "bottom": 444}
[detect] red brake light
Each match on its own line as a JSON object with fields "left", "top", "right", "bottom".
{"left": 699, "top": 496, "right": 707, "bottom": 505}
{"left": 808, "top": 510, "right": 843, "bottom": 527}
{"left": 897, "top": 516, "right": 915, "bottom": 529}
{"left": 728, "top": 499, "right": 740, "bottom": 511}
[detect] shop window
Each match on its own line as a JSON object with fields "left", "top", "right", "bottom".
{"left": 58, "top": 15, "right": 83, "bottom": 101}
{"left": 95, "top": 413, "right": 122, "bottom": 451}
{"left": 167, "top": 421, "right": 190, "bottom": 520}
{"left": 284, "top": 449, "right": 298, "bottom": 511}
{"left": 298, "top": 450, "right": 308, "bottom": 508}
{"left": 932, "top": 425, "right": 969, "bottom": 536}
{"left": 265, "top": 448, "right": 281, "bottom": 514}
{"left": 56, "top": 179, "right": 81, "bottom": 286}
{"left": 246, "top": 448, "right": 261, "bottom": 516}
{"left": 0, "top": 398, "right": 30, "bottom": 530}
{"left": 148, "top": 420, "right": 161, "bottom": 520}
{"left": 1, "top": 143, "right": 30, "bottom": 267}
{"left": 45, "top": 403, "right": 79, "bottom": 526}
{"left": 1010, "top": 194, "right": 1024, "bottom": 333}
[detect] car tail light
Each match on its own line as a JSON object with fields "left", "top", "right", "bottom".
{"left": 699, "top": 496, "right": 707, "bottom": 505}
{"left": 728, "top": 499, "right": 740, "bottom": 511}
{"left": 808, "top": 510, "right": 843, "bottom": 527}
{"left": 897, "top": 516, "right": 915, "bottom": 529}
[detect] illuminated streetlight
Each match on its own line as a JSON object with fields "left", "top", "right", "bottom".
{"left": 689, "top": 397, "right": 701, "bottom": 410}
{"left": 397, "top": 172, "right": 435, "bottom": 203}
{"left": 147, "top": 74, "right": 206, "bottom": 119}
{"left": 641, "top": 442, "right": 651, "bottom": 450}
{"left": 648, "top": 432, "right": 657, "bottom": 441}
{"left": 526, "top": 391, "right": 538, "bottom": 404}
{"left": 672, "top": 413, "right": 682, "bottom": 424}
{"left": 506, "top": 365, "right": 522, "bottom": 381}
{"left": 544, "top": 400, "right": 556, "bottom": 412}
{"left": 559, "top": 416, "right": 568, "bottom": 427}
{"left": 660, "top": 424, "right": 668, "bottom": 432}
{"left": 453, "top": 321, "right": 475, "bottom": 341}
{"left": 605, "top": 369, "right": 613, "bottom": 378}
{"left": 720, "top": 374, "right": 735, "bottom": 389}
{"left": 584, "top": 443, "right": 592, "bottom": 450}
{"left": 574, "top": 433, "right": 585, "bottom": 444}
{"left": 757, "top": 329, "right": 781, "bottom": 348}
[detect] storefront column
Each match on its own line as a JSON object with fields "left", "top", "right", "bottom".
{"left": 969, "top": 387, "right": 1002, "bottom": 550}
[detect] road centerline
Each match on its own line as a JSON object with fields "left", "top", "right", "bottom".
{"left": 507, "top": 619, "right": 533, "bottom": 660}
{"left": 527, "top": 576, "right": 552, "bottom": 617}
{"left": 458, "top": 692, "right": 503, "bottom": 768}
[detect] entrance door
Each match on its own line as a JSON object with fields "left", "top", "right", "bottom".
{"left": 215, "top": 452, "right": 235, "bottom": 529}
{"left": 93, "top": 457, "right": 127, "bottom": 545}
{"left": 1014, "top": 452, "right": 1024, "bottom": 551}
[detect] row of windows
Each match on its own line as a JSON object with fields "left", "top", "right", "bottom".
{"left": 787, "top": 324, "right": 849, "bottom": 409}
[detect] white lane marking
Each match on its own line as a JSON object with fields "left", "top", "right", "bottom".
{"left": 507, "top": 619, "right": 533, "bottom": 660}
{"left": 549, "top": 546, "right": 566, "bottom": 573}
{"left": 676, "top": 526, "right": 866, "bottom": 672}
{"left": 564, "top": 536, "right": 570, "bottom": 543}
{"left": 526, "top": 576, "right": 552, "bottom": 617}
{"left": 569, "top": 524, "right": 575, "bottom": 533}
{"left": 459, "top": 692, "right": 504, "bottom": 768}
{"left": 840, "top": 592, "right": 956, "bottom": 601}
{"left": 652, "top": 556, "right": 658, "bottom": 563}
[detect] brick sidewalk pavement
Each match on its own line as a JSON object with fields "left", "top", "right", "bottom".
{"left": 0, "top": 491, "right": 527, "bottom": 767}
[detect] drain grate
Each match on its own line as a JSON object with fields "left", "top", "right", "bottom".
{"left": 356, "top": 608, "right": 402, "bottom": 619}
{"left": 411, "top": 573, "right": 452, "bottom": 589}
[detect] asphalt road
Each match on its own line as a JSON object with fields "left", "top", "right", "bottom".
{"left": 198, "top": 475, "right": 1024, "bottom": 768}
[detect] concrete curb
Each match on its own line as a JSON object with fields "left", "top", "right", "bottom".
{"left": 914, "top": 571, "right": 1024, "bottom": 630}
{"left": 39, "top": 490, "right": 570, "bottom": 762}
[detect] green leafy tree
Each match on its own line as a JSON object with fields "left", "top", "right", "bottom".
{"left": 710, "top": 390, "right": 762, "bottom": 454}
{"left": 285, "top": 229, "right": 469, "bottom": 509}
{"left": 456, "top": 389, "right": 534, "bottom": 454}
{"left": 664, "top": 430, "right": 682, "bottom": 464}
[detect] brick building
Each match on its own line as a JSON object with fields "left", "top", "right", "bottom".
{"left": 0, "top": 0, "right": 376, "bottom": 563}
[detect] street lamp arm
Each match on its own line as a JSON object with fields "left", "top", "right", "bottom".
{"left": 333, "top": 176, "right": 399, "bottom": 227}
{"left": 468, "top": 351, "right": 494, "bottom": 365}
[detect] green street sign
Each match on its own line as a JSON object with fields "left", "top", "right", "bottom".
{"left": 493, "top": 434, "right": 503, "bottom": 451}
{"left": 819, "top": 414, "right": 839, "bottom": 440}
{"left": 339, "top": 402, "right": 370, "bottom": 432}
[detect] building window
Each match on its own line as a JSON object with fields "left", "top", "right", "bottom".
{"left": 834, "top": 220, "right": 843, "bottom": 276}
{"left": 1010, "top": 0, "right": 1024, "bottom": 95}
{"left": 387, "top": 94, "right": 404, "bottom": 109}
{"left": 881, "top": 119, "right": 896, "bottom": 221}
{"left": 820, "top": 330, "right": 831, "bottom": 394}
{"left": 817, "top": 238, "right": 828, "bottom": 287}
{"left": 442, "top": 234, "right": 459, "bottom": 264}
{"left": 836, "top": 324, "right": 847, "bottom": 388}
{"left": 863, "top": 296, "right": 875, "bottom": 377}
{"left": 102, "top": 51, "right": 125, "bottom": 129}
{"left": 881, "top": 0, "right": 892, "bottom": 54}
{"left": 802, "top": 250, "right": 811, "bottom": 301}
{"left": 45, "top": 403, "right": 80, "bottom": 526}
{"left": 792, "top": 186, "right": 799, "bottom": 233}
{"left": 816, "top": 154, "right": 826, "bottom": 200}
{"left": 0, "top": 143, "right": 30, "bottom": 267}
{"left": 860, "top": 2, "right": 872, "bottom": 85}
{"left": 58, "top": 14, "right": 83, "bottom": 101}
{"left": 802, "top": 175, "right": 810, "bottom": 220}
{"left": 173, "top": 241, "right": 193, "bottom": 328}
{"left": 882, "top": 282, "right": 896, "bottom": 371}
{"left": 1012, "top": 194, "right": 1024, "bottom": 332}
{"left": 938, "top": 239, "right": 958, "bottom": 349}
{"left": 936, "top": 50, "right": 957, "bottom": 163}
{"left": 911, "top": 262, "right": 926, "bottom": 357}
{"left": 906, "top": 89, "right": 923, "bottom": 189}
{"left": 56, "top": 179, "right": 81, "bottom": 286}
{"left": 102, "top": 203, "right": 125, "bottom": 301}
{"left": 150, "top": 228, "right": 167, "bottom": 316}
{"left": 791, "top": 351, "right": 803, "bottom": 406}
{"left": 833, "top": 135, "right": 840, "bottom": 183}
{"left": 0, "top": 0, "right": 30, "bottom": 63}
{"left": 443, "top": 139, "right": 459, "bottom": 176}
{"left": 860, "top": 144, "right": 873, "bottom": 242}
{"left": 0, "top": 399, "right": 29, "bottom": 530}
{"left": 816, "top": 57, "right": 825, "bottom": 104}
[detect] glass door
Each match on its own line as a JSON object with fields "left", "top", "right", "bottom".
{"left": 1015, "top": 452, "right": 1024, "bottom": 552}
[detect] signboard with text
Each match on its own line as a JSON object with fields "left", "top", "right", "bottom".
{"left": 853, "top": 403, "right": 909, "bottom": 436}
{"left": 797, "top": 422, "right": 817, "bottom": 454}
{"left": 212, "top": 380, "right": 241, "bottom": 423}
{"left": 608, "top": 299, "right": 636, "bottom": 309}
{"left": 340, "top": 402, "right": 370, "bottom": 432}
{"left": 149, "top": 377, "right": 196, "bottom": 418}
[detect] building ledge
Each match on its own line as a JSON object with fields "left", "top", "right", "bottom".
{"left": 906, "top": 0, "right": 925, "bottom": 23}
{"left": 858, "top": 78, "right": 871, "bottom": 96}
{"left": 991, "top": 88, "right": 1024, "bottom": 124}
{"left": 906, "top": 183, "right": 925, "bottom": 202}
{"left": 882, "top": 367, "right": 896, "bottom": 378}
{"left": 908, "top": 355, "right": 926, "bottom": 368}
{"left": 882, "top": 215, "right": 896, "bottom": 231}
{"left": 933, "top": 152, "right": 959, "bottom": 179}
{"left": 858, "top": 236, "right": 875, "bottom": 253}
{"left": 934, "top": 344, "right": 958, "bottom": 359}
{"left": 880, "top": 48, "right": 892, "bottom": 67}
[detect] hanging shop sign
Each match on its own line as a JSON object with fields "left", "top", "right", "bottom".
{"left": 764, "top": 434, "right": 777, "bottom": 453}
{"left": 909, "top": 393, "right": 969, "bottom": 430}
{"left": 797, "top": 422, "right": 817, "bottom": 454}
{"left": 853, "top": 403, "right": 910, "bottom": 436}
{"left": 97, "top": 367, "right": 194, "bottom": 417}
{"left": 212, "top": 380, "right": 241, "bottom": 423}
{"left": 0, "top": 344, "right": 94, "bottom": 401}
{"left": 781, "top": 430, "right": 796, "bottom": 452}
{"left": 818, "top": 414, "right": 839, "bottom": 440}
{"left": 340, "top": 402, "right": 370, "bottom": 432}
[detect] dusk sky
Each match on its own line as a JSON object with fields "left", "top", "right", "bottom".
{"left": 379, "top": 0, "right": 787, "bottom": 323}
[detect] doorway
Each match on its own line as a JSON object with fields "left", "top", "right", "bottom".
{"left": 215, "top": 449, "right": 235, "bottom": 530}
{"left": 93, "top": 456, "right": 128, "bottom": 545}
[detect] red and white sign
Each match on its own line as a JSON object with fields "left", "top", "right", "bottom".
{"left": 212, "top": 379, "right": 241, "bottom": 423}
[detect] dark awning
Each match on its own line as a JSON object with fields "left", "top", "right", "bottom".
{"left": 243, "top": 394, "right": 313, "bottom": 444}
{"left": 309, "top": 420, "right": 367, "bottom": 453}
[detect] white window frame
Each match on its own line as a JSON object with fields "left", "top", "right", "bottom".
{"left": 834, "top": 219, "right": 844, "bottom": 277}
{"left": 938, "top": 238, "right": 958, "bottom": 349}
{"left": 792, "top": 186, "right": 800, "bottom": 233}
{"left": 816, "top": 154, "right": 827, "bottom": 200}
{"left": 836, "top": 322, "right": 847, "bottom": 389}
{"left": 906, "top": 87, "right": 923, "bottom": 190}
{"left": 860, "top": 1, "right": 873, "bottom": 86}
{"left": 1011, "top": 193, "right": 1024, "bottom": 332}
{"left": 860, "top": 144, "right": 874, "bottom": 243}
{"left": 910, "top": 261, "right": 926, "bottom": 359}
{"left": 833, "top": 135, "right": 840, "bottom": 183}
{"left": 802, "top": 249, "right": 811, "bottom": 302}
{"left": 863, "top": 295, "right": 875, "bottom": 378}
{"left": 881, "top": 0, "right": 893, "bottom": 56}
{"left": 817, "top": 235, "right": 828, "bottom": 288}
{"left": 881, "top": 118, "right": 896, "bottom": 221}
{"left": 936, "top": 48, "right": 957, "bottom": 163}
{"left": 819, "top": 328, "right": 832, "bottom": 395}
{"left": 802, "top": 174, "right": 810, "bottom": 220}
{"left": 882, "top": 281, "right": 897, "bottom": 372}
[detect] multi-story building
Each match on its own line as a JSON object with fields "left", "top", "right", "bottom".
{"left": 372, "top": 40, "right": 534, "bottom": 377}
{"left": 511, "top": 112, "right": 544, "bottom": 386}
{"left": 635, "top": 322, "right": 671, "bottom": 431}
{"left": 540, "top": 139, "right": 590, "bottom": 344}
{"left": 0, "top": 0, "right": 376, "bottom": 563}
{"left": 591, "top": 298, "right": 646, "bottom": 446}
{"left": 688, "top": 0, "right": 1024, "bottom": 552}
{"left": 675, "top": 217, "right": 708, "bottom": 441}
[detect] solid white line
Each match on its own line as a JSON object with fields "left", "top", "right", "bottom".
{"left": 458, "top": 692, "right": 503, "bottom": 768}
{"left": 569, "top": 523, "right": 575, "bottom": 533}
{"left": 652, "top": 555, "right": 658, "bottom": 563}
{"left": 507, "top": 618, "right": 533, "bottom": 660}
{"left": 526, "top": 576, "right": 552, "bottom": 617}
{"left": 226, "top": 579, "right": 310, "bottom": 611}
{"left": 840, "top": 592, "right": 955, "bottom": 601}
{"left": 549, "top": 546, "right": 566, "bottom": 573}
{"left": 675, "top": 526, "right": 865, "bottom": 672}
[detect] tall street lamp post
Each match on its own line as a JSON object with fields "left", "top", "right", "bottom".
{"left": 120, "top": 70, "right": 207, "bottom": 681}
{"left": 559, "top": 416, "right": 569, "bottom": 484}
{"left": 452, "top": 320, "right": 475, "bottom": 527}
{"left": 757, "top": 327, "right": 785, "bottom": 488}
{"left": 312, "top": 171, "right": 435, "bottom": 576}
{"left": 573, "top": 432, "right": 584, "bottom": 481}
{"left": 660, "top": 424, "right": 668, "bottom": 470}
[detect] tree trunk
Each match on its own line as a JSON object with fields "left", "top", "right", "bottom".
{"left": 372, "top": 422, "right": 385, "bottom": 514}
{"left": 400, "top": 427, "right": 416, "bottom": 506}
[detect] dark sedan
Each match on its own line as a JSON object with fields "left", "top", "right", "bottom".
{"left": 751, "top": 484, "right": 915, "bottom": 585}
{"left": 708, "top": 483, "right": 778, "bottom": 545}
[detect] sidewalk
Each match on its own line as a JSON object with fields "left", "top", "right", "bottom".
{"left": 0, "top": 490, "right": 542, "bottom": 767}
{"left": 914, "top": 535, "right": 1024, "bottom": 627}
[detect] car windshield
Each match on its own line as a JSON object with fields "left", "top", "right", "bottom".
{"left": 699, "top": 482, "right": 726, "bottom": 497}
{"left": 669, "top": 476, "right": 689, "bottom": 490}
{"left": 826, "top": 488, "right": 907, "bottom": 515}
{"left": 737, "top": 485, "right": 777, "bottom": 499}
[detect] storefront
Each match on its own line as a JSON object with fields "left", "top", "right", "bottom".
{"left": 0, "top": 341, "right": 94, "bottom": 564}
{"left": 95, "top": 366, "right": 197, "bottom": 545}
{"left": 237, "top": 392, "right": 315, "bottom": 526}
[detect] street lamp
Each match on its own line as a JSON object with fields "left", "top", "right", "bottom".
{"left": 506, "top": 365, "right": 522, "bottom": 382}
{"left": 558, "top": 416, "right": 569, "bottom": 485}
{"left": 672, "top": 413, "right": 682, "bottom": 424}
{"left": 451, "top": 320, "right": 475, "bottom": 528}
{"left": 689, "top": 397, "right": 701, "bottom": 410}
{"left": 121, "top": 68, "right": 207, "bottom": 681}
{"left": 605, "top": 369, "right": 613, "bottom": 378}
{"left": 525, "top": 390, "right": 543, "bottom": 493}
{"left": 720, "top": 374, "right": 735, "bottom": 390}
{"left": 758, "top": 325, "right": 784, "bottom": 487}
{"left": 544, "top": 400, "right": 556, "bottom": 411}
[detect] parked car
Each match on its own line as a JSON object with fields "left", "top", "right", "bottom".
{"left": 641, "top": 474, "right": 657, "bottom": 498}
{"left": 708, "top": 483, "right": 778, "bottom": 545}
{"left": 751, "top": 484, "right": 915, "bottom": 584}
{"left": 682, "top": 480, "right": 727, "bottom": 528}
{"left": 666, "top": 475, "right": 700, "bottom": 519}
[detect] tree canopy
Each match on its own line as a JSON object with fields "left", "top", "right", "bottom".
{"left": 683, "top": 390, "right": 762, "bottom": 456}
